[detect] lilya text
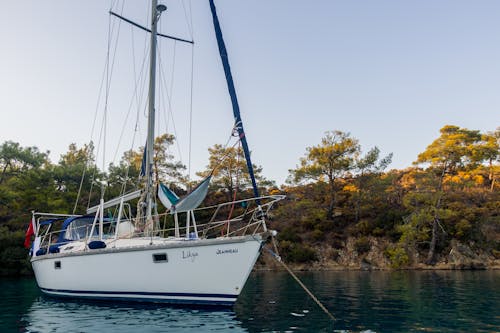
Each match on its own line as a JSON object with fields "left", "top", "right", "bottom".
{"left": 182, "top": 250, "right": 199, "bottom": 262}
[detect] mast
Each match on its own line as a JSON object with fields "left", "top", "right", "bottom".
{"left": 145, "top": 0, "right": 166, "bottom": 221}
{"left": 208, "top": 0, "right": 260, "bottom": 202}
{"left": 108, "top": 2, "right": 191, "bottom": 225}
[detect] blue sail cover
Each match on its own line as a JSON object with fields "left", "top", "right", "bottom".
{"left": 158, "top": 176, "right": 211, "bottom": 213}
{"left": 158, "top": 183, "right": 180, "bottom": 209}
{"left": 209, "top": 0, "right": 260, "bottom": 202}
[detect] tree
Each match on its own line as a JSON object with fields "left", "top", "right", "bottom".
{"left": 476, "top": 128, "right": 499, "bottom": 191}
{"left": 0, "top": 141, "right": 48, "bottom": 185}
{"left": 152, "top": 134, "right": 186, "bottom": 186}
{"left": 352, "top": 147, "right": 393, "bottom": 221}
{"left": 0, "top": 141, "right": 51, "bottom": 224}
{"left": 414, "top": 125, "right": 486, "bottom": 264}
{"left": 289, "top": 131, "right": 360, "bottom": 220}
{"left": 54, "top": 143, "right": 101, "bottom": 214}
{"left": 197, "top": 144, "right": 274, "bottom": 200}
{"left": 107, "top": 134, "right": 186, "bottom": 199}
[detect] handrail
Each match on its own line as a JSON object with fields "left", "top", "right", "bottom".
{"left": 34, "top": 195, "right": 285, "bottom": 250}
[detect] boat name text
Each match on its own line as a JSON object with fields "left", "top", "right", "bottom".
{"left": 182, "top": 250, "right": 198, "bottom": 262}
{"left": 216, "top": 248, "right": 239, "bottom": 255}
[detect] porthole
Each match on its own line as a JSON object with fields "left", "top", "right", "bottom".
{"left": 54, "top": 261, "right": 61, "bottom": 269}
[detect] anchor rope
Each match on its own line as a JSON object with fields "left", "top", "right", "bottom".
{"left": 263, "top": 240, "right": 336, "bottom": 322}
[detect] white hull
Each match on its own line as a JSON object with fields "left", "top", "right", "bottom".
{"left": 31, "top": 236, "right": 262, "bottom": 305}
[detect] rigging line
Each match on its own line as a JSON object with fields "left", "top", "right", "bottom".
{"left": 120, "top": 118, "right": 140, "bottom": 196}
{"left": 101, "top": 1, "right": 125, "bottom": 198}
{"left": 80, "top": 59, "right": 106, "bottom": 210}
{"left": 133, "top": 30, "right": 147, "bottom": 192}
{"left": 109, "top": 11, "right": 194, "bottom": 44}
{"left": 181, "top": 0, "right": 194, "bottom": 40}
{"left": 169, "top": 41, "right": 176, "bottom": 101}
{"left": 158, "top": 48, "right": 171, "bottom": 131}
{"left": 109, "top": 0, "right": 118, "bottom": 12}
{"left": 157, "top": 36, "right": 177, "bottom": 135}
{"left": 74, "top": 6, "right": 116, "bottom": 212}
{"left": 158, "top": 46, "right": 183, "bottom": 163}
{"left": 117, "top": 25, "right": 146, "bottom": 196}
{"left": 72, "top": 143, "right": 91, "bottom": 214}
{"left": 224, "top": 141, "right": 241, "bottom": 236}
{"left": 90, "top": 0, "right": 125, "bottom": 143}
{"left": 168, "top": 41, "right": 184, "bottom": 163}
{"left": 210, "top": 134, "right": 243, "bottom": 176}
{"left": 90, "top": 1, "right": 125, "bottom": 206}
{"left": 88, "top": 11, "right": 115, "bottom": 208}
{"left": 102, "top": 0, "right": 123, "bottom": 181}
{"left": 88, "top": 109, "right": 106, "bottom": 209}
{"left": 112, "top": 24, "right": 149, "bottom": 166}
{"left": 188, "top": 43, "right": 195, "bottom": 185}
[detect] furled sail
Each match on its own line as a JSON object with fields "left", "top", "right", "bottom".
{"left": 209, "top": 0, "right": 260, "bottom": 202}
{"left": 158, "top": 176, "right": 211, "bottom": 213}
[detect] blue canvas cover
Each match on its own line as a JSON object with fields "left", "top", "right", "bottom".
{"left": 57, "top": 216, "right": 99, "bottom": 243}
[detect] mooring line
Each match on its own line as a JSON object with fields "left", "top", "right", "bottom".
{"left": 264, "top": 240, "right": 336, "bottom": 322}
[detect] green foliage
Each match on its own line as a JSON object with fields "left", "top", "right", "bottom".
{"left": 289, "top": 131, "right": 360, "bottom": 219}
{"left": 279, "top": 240, "right": 318, "bottom": 263}
{"left": 415, "top": 125, "right": 483, "bottom": 172}
{"left": 290, "top": 130, "right": 360, "bottom": 184}
{"left": 384, "top": 245, "right": 410, "bottom": 268}
{"left": 278, "top": 227, "right": 301, "bottom": 243}
{"left": 0, "top": 124, "right": 498, "bottom": 274}
{"left": 0, "top": 227, "right": 31, "bottom": 275}
{"left": 197, "top": 144, "right": 274, "bottom": 199}
{"left": 0, "top": 141, "right": 48, "bottom": 185}
{"left": 269, "top": 125, "right": 498, "bottom": 268}
{"left": 353, "top": 219, "right": 374, "bottom": 236}
{"left": 311, "top": 229, "right": 325, "bottom": 241}
{"left": 354, "top": 237, "right": 371, "bottom": 254}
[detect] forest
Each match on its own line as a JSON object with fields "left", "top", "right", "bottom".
{"left": 0, "top": 125, "right": 498, "bottom": 275}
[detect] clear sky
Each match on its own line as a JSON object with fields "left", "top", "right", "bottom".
{"left": 0, "top": 0, "right": 499, "bottom": 185}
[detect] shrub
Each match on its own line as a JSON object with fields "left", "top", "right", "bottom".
{"left": 354, "top": 237, "right": 371, "bottom": 254}
{"left": 331, "top": 237, "right": 344, "bottom": 249}
{"left": 311, "top": 229, "right": 324, "bottom": 241}
{"left": 281, "top": 243, "right": 318, "bottom": 263}
{"left": 384, "top": 245, "right": 410, "bottom": 268}
{"left": 353, "top": 220, "right": 373, "bottom": 236}
{"left": 278, "top": 227, "right": 301, "bottom": 243}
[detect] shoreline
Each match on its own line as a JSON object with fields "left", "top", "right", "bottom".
{"left": 254, "top": 264, "right": 500, "bottom": 272}
{"left": 254, "top": 256, "right": 500, "bottom": 272}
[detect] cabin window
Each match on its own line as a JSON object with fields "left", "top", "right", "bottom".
{"left": 153, "top": 253, "right": 168, "bottom": 263}
{"left": 54, "top": 261, "right": 61, "bottom": 269}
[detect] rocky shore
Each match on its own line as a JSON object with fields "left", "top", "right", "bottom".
{"left": 255, "top": 237, "right": 500, "bottom": 271}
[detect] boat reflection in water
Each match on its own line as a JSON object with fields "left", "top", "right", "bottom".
{"left": 22, "top": 296, "right": 247, "bottom": 333}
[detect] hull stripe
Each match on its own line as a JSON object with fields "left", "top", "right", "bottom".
{"left": 40, "top": 288, "right": 237, "bottom": 299}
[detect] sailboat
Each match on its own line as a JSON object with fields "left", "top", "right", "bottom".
{"left": 28, "top": 0, "right": 283, "bottom": 306}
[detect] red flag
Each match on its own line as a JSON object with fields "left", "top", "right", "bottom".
{"left": 24, "top": 219, "right": 35, "bottom": 249}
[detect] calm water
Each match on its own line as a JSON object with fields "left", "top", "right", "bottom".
{"left": 1, "top": 271, "right": 498, "bottom": 332}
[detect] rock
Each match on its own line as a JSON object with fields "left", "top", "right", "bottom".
{"left": 360, "top": 258, "right": 372, "bottom": 271}
{"left": 448, "top": 240, "right": 486, "bottom": 270}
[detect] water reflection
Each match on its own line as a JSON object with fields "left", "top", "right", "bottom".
{"left": 236, "top": 270, "right": 500, "bottom": 333}
{"left": 22, "top": 297, "right": 245, "bottom": 333}
{"left": 2, "top": 271, "right": 498, "bottom": 333}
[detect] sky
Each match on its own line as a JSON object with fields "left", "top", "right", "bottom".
{"left": 0, "top": 0, "right": 499, "bottom": 185}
